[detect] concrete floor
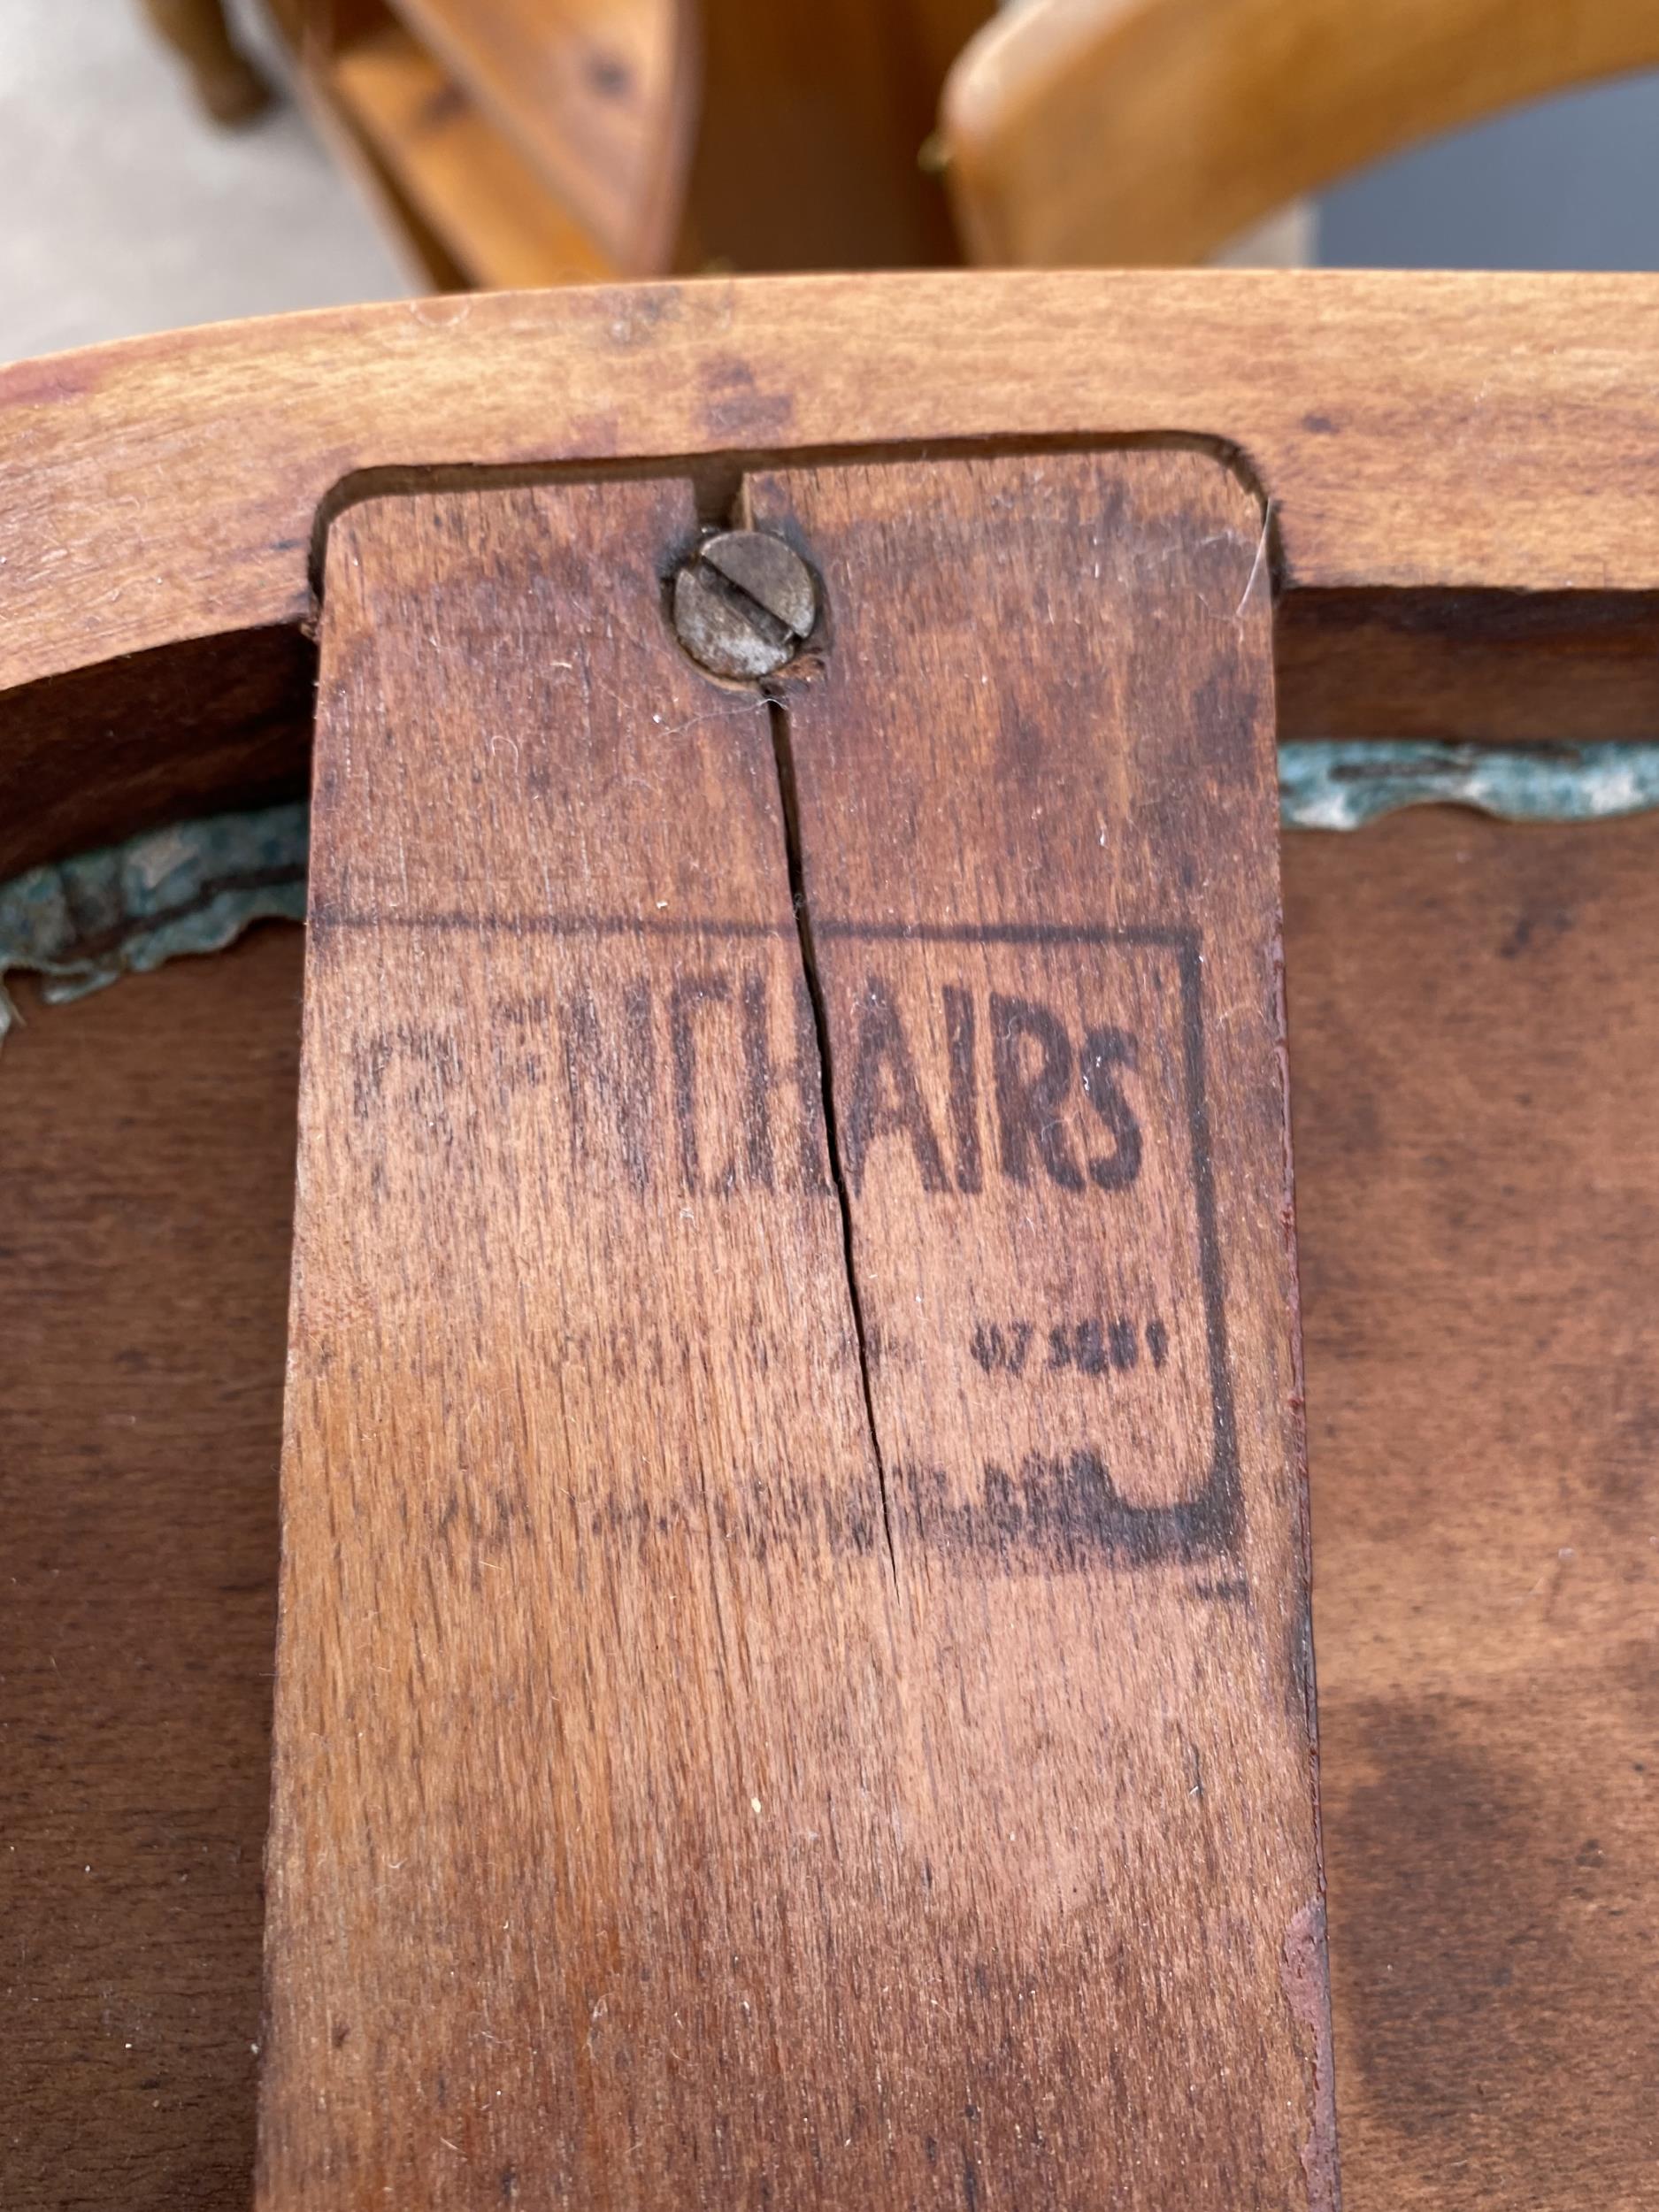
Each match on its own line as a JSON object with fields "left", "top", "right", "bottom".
{"left": 0, "top": 0, "right": 408, "bottom": 366}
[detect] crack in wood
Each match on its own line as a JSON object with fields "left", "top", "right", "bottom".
{"left": 764, "top": 685, "right": 901, "bottom": 1593}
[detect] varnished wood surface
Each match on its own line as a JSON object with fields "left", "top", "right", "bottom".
{"left": 255, "top": 456, "right": 1326, "bottom": 2206}
{"left": 261, "top": 473, "right": 902, "bottom": 2207}
{"left": 943, "top": 0, "right": 1659, "bottom": 267}
{"left": 4, "top": 264, "right": 1657, "bottom": 2208}
{"left": 679, "top": 0, "right": 960, "bottom": 273}
{"left": 758, "top": 449, "right": 1333, "bottom": 2200}
{"left": 329, "top": 26, "right": 614, "bottom": 289}
{"left": 0, "top": 928, "right": 302, "bottom": 2211}
{"left": 5, "top": 813, "right": 1658, "bottom": 2207}
{"left": 11, "top": 274, "right": 1659, "bottom": 876}
{"left": 381, "top": 0, "right": 677, "bottom": 273}
{"left": 1289, "top": 812, "right": 1659, "bottom": 2208}
{"left": 277, "top": 0, "right": 973, "bottom": 290}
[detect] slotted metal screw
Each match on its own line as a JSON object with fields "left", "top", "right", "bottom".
{"left": 672, "top": 529, "right": 818, "bottom": 680}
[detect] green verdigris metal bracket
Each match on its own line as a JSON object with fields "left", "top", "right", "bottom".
{"left": 4, "top": 744, "right": 1659, "bottom": 1046}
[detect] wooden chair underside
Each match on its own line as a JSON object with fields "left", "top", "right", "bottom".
{"left": 3, "top": 273, "right": 1656, "bottom": 2209}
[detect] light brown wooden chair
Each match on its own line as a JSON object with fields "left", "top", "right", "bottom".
{"left": 153, "top": 0, "right": 987, "bottom": 288}
{"left": 142, "top": 0, "right": 1659, "bottom": 282}
{"left": 942, "top": 0, "right": 1659, "bottom": 265}
{"left": 4, "top": 273, "right": 1658, "bottom": 2211}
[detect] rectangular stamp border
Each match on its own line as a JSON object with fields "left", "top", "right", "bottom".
{"left": 826, "top": 919, "right": 1241, "bottom": 1568}
{"left": 310, "top": 904, "right": 1244, "bottom": 1565}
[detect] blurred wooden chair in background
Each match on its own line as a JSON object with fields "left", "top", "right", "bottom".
{"left": 942, "top": 0, "right": 1659, "bottom": 265}
{"left": 142, "top": 0, "right": 274, "bottom": 125}
{"left": 149, "top": 0, "right": 989, "bottom": 288}
{"left": 142, "top": 0, "right": 1659, "bottom": 281}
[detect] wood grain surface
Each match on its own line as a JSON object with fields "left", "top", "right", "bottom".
{"left": 328, "top": 26, "right": 615, "bottom": 290}
{"left": 254, "top": 454, "right": 1329, "bottom": 2207}
{"left": 6, "top": 811, "right": 1658, "bottom": 2210}
{"left": 7, "top": 277, "right": 1659, "bottom": 2209}
{"left": 680, "top": 0, "right": 961, "bottom": 273}
{"left": 0, "top": 927, "right": 302, "bottom": 2212}
{"left": 11, "top": 273, "right": 1659, "bottom": 878}
{"left": 1287, "top": 811, "right": 1659, "bottom": 2209}
{"left": 293, "top": 0, "right": 976, "bottom": 289}
{"left": 755, "top": 450, "right": 1334, "bottom": 2203}
{"left": 380, "top": 0, "right": 677, "bottom": 273}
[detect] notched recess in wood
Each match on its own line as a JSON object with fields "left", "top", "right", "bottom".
{"left": 306, "top": 429, "right": 1279, "bottom": 612}
{"left": 29, "top": 434, "right": 1659, "bottom": 890}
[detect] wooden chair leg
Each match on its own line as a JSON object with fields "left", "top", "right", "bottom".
{"left": 140, "top": 0, "right": 274, "bottom": 127}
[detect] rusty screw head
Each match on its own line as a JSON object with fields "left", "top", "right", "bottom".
{"left": 672, "top": 528, "right": 818, "bottom": 680}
